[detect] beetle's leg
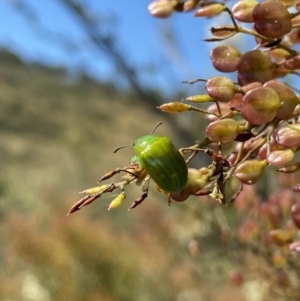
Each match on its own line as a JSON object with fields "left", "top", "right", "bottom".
{"left": 192, "top": 190, "right": 211, "bottom": 196}
{"left": 135, "top": 169, "right": 149, "bottom": 186}
{"left": 168, "top": 194, "right": 172, "bottom": 206}
{"left": 128, "top": 191, "right": 148, "bottom": 210}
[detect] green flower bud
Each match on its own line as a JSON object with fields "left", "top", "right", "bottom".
{"left": 186, "top": 94, "right": 214, "bottom": 103}
{"left": 108, "top": 192, "right": 126, "bottom": 210}
{"left": 157, "top": 102, "right": 190, "bottom": 113}
{"left": 81, "top": 184, "right": 110, "bottom": 195}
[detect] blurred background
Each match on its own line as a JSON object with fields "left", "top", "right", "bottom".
{"left": 0, "top": 1, "right": 296, "bottom": 301}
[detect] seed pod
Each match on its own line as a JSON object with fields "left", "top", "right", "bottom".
{"left": 258, "top": 140, "right": 283, "bottom": 160}
{"left": 284, "top": 55, "right": 300, "bottom": 70}
{"left": 241, "top": 86, "right": 281, "bottom": 125}
{"left": 267, "top": 149, "right": 295, "bottom": 166}
{"left": 292, "top": 184, "right": 300, "bottom": 193}
{"left": 277, "top": 162, "right": 300, "bottom": 173}
{"left": 292, "top": 105, "right": 300, "bottom": 118}
{"left": 211, "top": 25, "right": 236, "bottom": 39}
{"left": 273, "top": 124, "right": 300, "bottom": 148}
{"left": 210, "top": 45, "right": 242, "bottom": 73}
{"left": 237, "top": 50, "right": 275, "bottom": 85}
{"left": 234, "top": 159, "right": 267, "bottom": 184}
{"left": 184, "top": 0, "right": 201, "bottom": 11}
{"left": 170, "top": 168, "right": 209, "bottom": 202}
{"left": 81, "top": 184, "right": 110, "bottom": 195}
{"left": 289, "top": 241, "right": 300, "bottom": 253}
{"left": 232, "top": 0, "right": 258, "bottom": 23}
{"left": 264, "top": 80, "right": 300, "bottom": 120}
{"left": 291, "top": 204, "right": 300, "bottom": 228}
{"left": 269, "top": 48, "right": 291, "bottom": 64}
{"left": 206, "top": 76, "right": 239, "bottom": 102}
{"left": 252, "top": 0, "right": 292, "bottom": 38}
{"left": 148, "top": 0, "right": 175, "bottom": 18}
{"left": 206, "top": 118, "right": 242, "bottom": 142}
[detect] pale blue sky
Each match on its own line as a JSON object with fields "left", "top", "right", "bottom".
{"left": 0, "top": 0, "right": 236, "bottom": 94}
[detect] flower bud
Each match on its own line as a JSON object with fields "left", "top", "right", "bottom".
{"left": 206, "top": 118, "right": 242, "bottom": 142}
{"left": 194, "top": 3, "right": 225, "bottom": 17}
{"left": 234, "top": 159, "right": 267, "bottom": 184}
{"left": 157, "top": 102, "right": 190, "bottom": 113}
{"left": 81, "top": 184, "right": 109, "bottom": 195}
{"left": 186, "top": 94, "right": 214, "bottom": 103}
{"left": 108, "top": 192, "right": 126, "bottom": 210}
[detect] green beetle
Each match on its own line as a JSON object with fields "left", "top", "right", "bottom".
{"left": 114, "top": 123, "right": 188, "bottom": 194}
{"left": 133, "top": 134, "right": 188, "bottom": 194}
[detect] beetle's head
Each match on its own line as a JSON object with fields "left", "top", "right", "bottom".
{"left": 114, "top": 122, "right": 163, "bottom": 154}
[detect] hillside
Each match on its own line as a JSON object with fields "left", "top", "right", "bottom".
{"left": 0, "top": 50, "right": 248, "bottom": 301}
{"left": 0, "top": 50, "right": 193, "bottom": 217}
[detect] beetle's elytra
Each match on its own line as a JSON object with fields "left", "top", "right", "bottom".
{"left": 134, "top": 135, "right": 188, "bottom": 193}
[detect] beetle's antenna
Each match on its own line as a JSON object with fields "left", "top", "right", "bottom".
{"left": 114, "top": 143, "right": 133, "bottom": 153}
{"left": 151, "top": 122, "right": 162, "bottom": 134}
